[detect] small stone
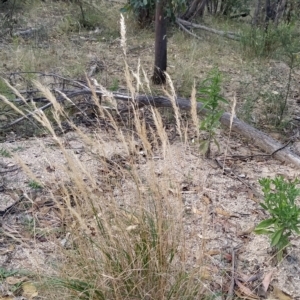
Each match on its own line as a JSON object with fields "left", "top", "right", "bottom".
{"left": 0, "top": 115, "right": 8, "bottom": 121}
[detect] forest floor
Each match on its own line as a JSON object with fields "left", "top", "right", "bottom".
{"left": 1, "top": 1, "right": 300, "bottom": 299}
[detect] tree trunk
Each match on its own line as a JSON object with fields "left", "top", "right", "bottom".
{"left": 213, "top": 0, "right": 218, "bottom": 14}
{"left": 274, "top": 0, "right": 287, "bottom": 25}
{"left": 181, "top": 0, "right": 207, "bottom": 20}
{"left": 252, "top": 0, "right": 262, "bottom": 26}
{"left": 265, "top": 0, "right": 280, "bottom": 29}
{"left": 152, "top": 0, "right": 167, "bottom": 85}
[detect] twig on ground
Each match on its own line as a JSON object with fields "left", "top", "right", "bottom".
{"left": 0, "top": 167, "right": 21, "bottom": 174}
{"left": 0, "top": 194, "right": 25, "bottom": 217}
{"left": 1, "top": 102, "right": 53, "bottom": 129}
{"left": 226, "top": 248, "right": 237, "bottom": 300}
{"left": 218, "top": 140, "right": 292, "bottom": 161}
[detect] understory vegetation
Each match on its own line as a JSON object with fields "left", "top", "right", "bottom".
{"left": 1, "top": 0, "right": 300, "bottom": 299}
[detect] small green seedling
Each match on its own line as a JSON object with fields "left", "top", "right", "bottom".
{"left": 254, "top": 176, "right": 300, "bottom": 262}
{"left": 0, "top": 148, "right": 11, "bottom": 158}
{"left": 28, "top": 180, "right": 43, "bottom": 190}
{"left": 197, "top": 67, "right": 228, "bottom": 157}
{"left": 109, "top": 78, "right": 119, "bottom": 91}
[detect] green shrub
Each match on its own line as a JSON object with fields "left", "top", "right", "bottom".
{"left": 240, "top": 23, "right": 299, "bottom": 59}
{"left": 121, "top": 0, "right": 186, "bottom": 26}
{"left": 197, "top": 67, "right": 228, "bottom": 157}
{"left": 255, "top": 176, "right": 300, "bottom": 262}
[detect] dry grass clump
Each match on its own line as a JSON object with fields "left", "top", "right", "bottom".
{"left": 47, "top": 75, "right": 206, "bottom": 299}
{"left": 28, "top": 84, "right": 206, "bottom": 299}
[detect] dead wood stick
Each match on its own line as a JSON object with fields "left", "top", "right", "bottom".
{"left": 1, "top": 102, "right": 53, "bottom": 129}
{"left": 0, "top": 167, "right": 20, "bottom": 174}
{"left": 226, "top": 248, "right": 236, "bottom": 300}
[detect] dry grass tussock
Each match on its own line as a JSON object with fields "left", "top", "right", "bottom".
{"left": 0, "top": 17, "right": 214, "bottom": 300}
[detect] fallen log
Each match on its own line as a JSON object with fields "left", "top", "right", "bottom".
{"left": 2, "top": 86, "right": 300, "bottom": 168}
{"left": 115, "top": 93, "right": 300, "bottom": 168}
{"left": 176, "top": 18, "right": 241, "bottom": 41}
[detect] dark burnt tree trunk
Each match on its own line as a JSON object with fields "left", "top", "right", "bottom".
{"left": 265, "top": 0, "right": 281, "bottom": 30}
{"left": 152, "top": 0, "right": 167, "bottom": 85}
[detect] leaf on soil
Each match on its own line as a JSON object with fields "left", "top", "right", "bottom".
{"left": 200, "top": 266, "right": 212, "bottom": 280}
{"left": 126, "top": 225, "right": 138, "bottom": 231}
{"left": 235, "top": 279, "right": 259, "bottom": 299}
{"left": 197, "top": 234, "right": 212, "bottom": 240}
{"left": 215, "top": 207, "right": 232, "bottom": 217}
{"left": 224, "top": 253, "right": 232, "bottom": 262}
{"left": 202, "top": 194, "right": 212, "bottom": 205}
{"left": 168, "top": 188, "right": 179, "bottom": 196}
{"left": 22, "top": 282, "right": 38, "bottom": 299}
{"left": 237, "top": 272, "right": 261, "bottom": 283}
{"left": 6, "top": 276, "right": 27, "bottom": 285}
{"left": 206, "top": 249, "right": 221, "bottom": 256}
{"left": 273, "top": 286, "right": 293, "bottom": 300}
{"left": 248, "top": 191, "right": 260, "bottom": 203}
{"left": 237, "top": 226, "right": 255, "bottom": 236}
{"left": 192, "top": 207, "right": 203, "bottom": 215}
{"left": 46, "top": 165, "right": 55, "bottom": 172}
{"left": 0, "top": 244, "right": 15, "bottom": 255}
{"left": 234, "top": 289, "right": 259, "bottom": 300}
{"left": 262, "top": 270, "right": 274, "bottom": 293}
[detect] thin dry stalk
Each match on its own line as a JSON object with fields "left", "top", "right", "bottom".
{"left": 0, "top": 93, "right": 28, "bottom": 118}
{"left": 190, "top": 81, "right": 199, "bottom": 133}
{"left": 131, "top": 58, "right": 142, "bottom": 93}
{"left": 150, "top": 107, "right": 169, "bottom": 158}
{"left": 120, "top": 14, "right": 127, "bottom": 57}
{"left": 164, "top": 72, "right": 183, "bottom": 139}
{"left": 223, "top": 95, "right": 237, "bottom": 172}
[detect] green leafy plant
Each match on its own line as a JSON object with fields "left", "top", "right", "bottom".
{"left": 255, "top": 176, "right": 300, "bottom": 262}
{"left": 0, "top": 148, "right": 11, "bottom": 157}
{"left": 0, "top": 268, "right": 18, "bottom": 280}
{"left": 275, "top": 24, "right": 300, "bottom": 126}
{"left": 197, "top": 67, "right": 228, "bottom": 157}
{"left": 221, "top": 0, "right": 251, "bottom": 16}
{"left": 0, "top": 78, "right": 15, "bottom": 100}
{"left": 28, "top": 180, "right": 43, "bottom": 190}
{"left": 121, "top": 0, "right": 156, "bottom": 26}
{"left": 121, "top": 0, "right": 186, "bottom": 26}
{"left": 109, "top": 78, "right": 119, "bottom": 91}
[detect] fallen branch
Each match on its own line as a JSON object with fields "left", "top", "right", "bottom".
{"left": 2, "top": 87, "right": 300, "bottom": 168}
{"left": 12, "top": 27, "right": 40, "bottom": 38}
{"left": 175, "top": 19, "right": 203, "bottom": 40}
{"left": 0, "top": 167, "right": 21, "bottom": 174}
{"left": 176, "top": 18, "right": 241, "bottom": 41}
{"left": 114, "top": 93, "right": 300, "bottom": 168}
